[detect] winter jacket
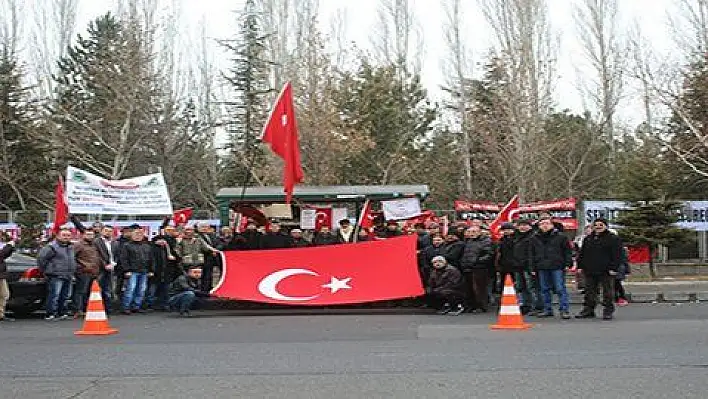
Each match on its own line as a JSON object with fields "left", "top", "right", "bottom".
{"left": 422, "top": 244, "right": 447, "bottom": 272}
{"left": 428, "top": 265, "right": 466, "bottom": 297}
{"left": 176, "top": 237, "right": 213, "bottom": 267}
{"left": 95, "top": 237, "right": 120, "bottom": 272}
{"left": 417, "top": 233, "right": 432, "bottom": 250}
{"left": 513, "top": 230, "right": 535, "bottom": 272}
{"left": 460, "top": 236, "right": 493, "bottom": 273}
{"left": 337, "top": 228, "right": 355, "bottom": 244}
{"left": 293, "top": 237, "right": 312, "bottom": 248}
{"left": 312, "top": 233, "right": 339, "bottom": 246}
{"left": 37, "top": 241, "right": 77, "bottom": 278}
{"left": 577, "top": 230, "right": 622, "bottom": 275}
{"left": 73, "top": 239, "right": 102, "bottom": 277}
{"left": 0, "top": 243, "right": 15, "bottom": 279}
{"left": 169, "top": 273, "right": 210, "bottom": 297}
{"left": 240, "top": 230, "right": 262, "bottom": 250}
{"left": 442, "top": 240, "right": 465, "bottom": 269}
{"left": 260, "top": 232, "right": 294, "bottom": 249}
{"left": 119, "top": 240, "right": 155, "bottom": 274}
{"left": 496, "top": 235, "right": 522, "bottom": 273}
{"left": 531, "top": 230, "right": 573, "bottom": 271}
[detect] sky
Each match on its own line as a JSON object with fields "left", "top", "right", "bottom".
{"left": 71, "top": 0, "right": 678, "bottom": 127}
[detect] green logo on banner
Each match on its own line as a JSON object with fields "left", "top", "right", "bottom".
{"left": 71, "top": 170, "right": 87, "bottom": 182}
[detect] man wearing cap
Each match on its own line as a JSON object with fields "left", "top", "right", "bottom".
{"left": 576, "top": 218, "right": 622, "bottom": 320}
{"left": 336, "top": 219, "right": 355, "bottom": 244}
{"left": 427, "top": 256, "right": 466, "bottom": 315}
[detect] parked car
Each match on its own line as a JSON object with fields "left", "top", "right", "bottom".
{"left": 5, "top": 253, "right": 46, "bottom": 316}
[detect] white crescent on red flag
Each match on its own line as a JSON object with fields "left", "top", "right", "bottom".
{"left": 488, "top": 195, "right": 520, "bottom": 241}
{"left": 212, "top": 235, "right": 424, "bottom": 305}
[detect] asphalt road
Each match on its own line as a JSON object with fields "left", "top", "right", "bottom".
{"left": 1, "top": 304, "right": 708, "bottom": 399}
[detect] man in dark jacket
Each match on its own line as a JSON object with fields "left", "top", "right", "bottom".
{"left": 290, "top": 229, "right": 311, "bottom": 248}
{"left": 576, "top": 218, "right": 622, "bottom": 320}
{"left": 197, "top": 223, "right": 220, "bottom": 291}
{"left": 147, "top": 230, "right": 179, "bottom": 311}
{"left": 421, "top": 234, "right": 446, "bottom": 286}
{"left": 442, "top": 234, "right": 465, "bottom": 269}
{"left": 515, "top": 219, "right": 542, "bottom": 314}
{"left": 427, "top": 256, "right": 466, "bottom": 315}
{"left": 119, "top": 227, "right": 155, "bottom": 314}
{"left": 240, "top": 221, "right": 262, "bottom": 250}
{"left": 95, "top": 226, "right": 119, "bottom": 314}
{"left": 37, "top": 228, "right": 77, "bottom": 320}
{"left": 0, "top": 234, "right": 16, "bottom": 322}
{"left": 260, "top": 221, "right": 294, "bottom": 249}
{"left": 495, "top": 223, "right": 533, "bottom": 314}
{"left": 72, "top": 230, "right": 102, "bottom": 317}
{"left": 336, "top": 219, "right": 355, "bottom": 243}
{"left": 168, "top": 267, "right": 210, "bottom": 317}
{"left": 114, "top": 226, "right": 133, "bottom": 298}
{"left": 460, "top": 225, "right": 493, "bottom": 312}
{"left": 531, "top": 217, "right": 573, "bottom": 319}
{"left": 312, "top": 226, "right": 339, "bottom": 246}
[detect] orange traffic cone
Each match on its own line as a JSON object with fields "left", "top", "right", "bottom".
{"left": 75, "top": 280, "right": 118, "bottom": 336}
{"left": 490, "top": 275, "right": 532, "bottom": 330}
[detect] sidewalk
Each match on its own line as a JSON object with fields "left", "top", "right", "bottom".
{"left": 622, "top": 280, "right": 708, "bottom": 302}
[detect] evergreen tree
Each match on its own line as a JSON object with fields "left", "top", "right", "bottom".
{"left": 51, "top": 13, "right": 158, "bottom": 179}
{"left": 333, "top": 60, "right": 437, "bottom": 185}
{"left": 220, "top": 0, "right": 273, "bottom": 188}
{"left": 0, "top": 47, "right": 51, "bottom": 210}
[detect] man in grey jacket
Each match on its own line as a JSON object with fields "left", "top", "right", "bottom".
{"left": 37, "top": 228, "right": 77, "bottom": 321}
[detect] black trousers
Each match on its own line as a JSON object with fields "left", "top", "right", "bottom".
{"left": 427, "top": 291, "right": 464, "bottom": 309}
{"left": 464, "top": 269, "right": 489, "bottom": 310}
{"left": 614, "top": 279, "right": 627, "bottom": 301}
{"left": 582, "top": 273, "right": 615, "bottom": 315}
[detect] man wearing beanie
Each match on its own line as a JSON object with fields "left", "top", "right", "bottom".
{"left": 427, "top": 256, "right": 466, "bottom": 316}
{"left": 576, "top": 217, "right": 622, "bottom": 320}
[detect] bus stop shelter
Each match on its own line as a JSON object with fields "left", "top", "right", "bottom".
{"left": 216, "top": 185, "right": 430, "bottom": 226}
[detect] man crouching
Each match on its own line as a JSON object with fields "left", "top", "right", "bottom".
{"left": 427, "top": 256, "right": 466, "bottom": 316}
{"left": 168, "top": 267, "right": 210, "bottom": 317}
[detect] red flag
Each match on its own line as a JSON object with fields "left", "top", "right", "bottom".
{"left": 314, "top": 207, "right": 332, "bottom": 231}
{"left": 261, "top": 82, "right": 304, "bottom": 203}
{"left": 354, "top": 199, "right": 376, "bottom": 242}
{"left": 51, "top": 176, "right": 68, "bottom": 235}
{"left": 173, "top": 208, "right": 193, "bottom": 226}
{"left": 212, "top": 235, "right": 423, "bottom": 305}
{"left": 488, "top": 195, "right": 520, "bottom": 241}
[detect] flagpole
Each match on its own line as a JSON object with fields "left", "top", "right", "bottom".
{"left": 352, "top": 199, "right": 370, "bottom": 243}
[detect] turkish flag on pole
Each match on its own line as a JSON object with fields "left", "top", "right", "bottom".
{"left": 314, "top": 207, "right": 332, "bottom": 231}
{"left": 212, "top": 235, "right": 424, "bottom": 305}
{"left": 488, "top": 195, "right": 520, "bottom": 241}
{"left": 173, "top": 208, "right": 193, "bottom": 226}
{"left": 354, "top": 199, "right": 375, "bottom": 242}
{"left": 261, "top": 82, "right": 304, "bottom": 203}
{"left": 52, "top": 176, "right": 68, "bottom": 235}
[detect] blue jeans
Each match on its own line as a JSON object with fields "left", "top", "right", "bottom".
{"left": 169, "top": 291, "right": 197, "bottom": 313}
{"left": 98, "top": 272, "right": 113, "bottom": 313}
{"left": 147, "top": 281, "right": 170, "bottom": 310}
{"left": 46, "top": 276, "right": 72, "bottom": 316}
{"left": 72, "top": 275, "right": 94, "bottom": 313}
{"left": 539, "top": 269, "right": 569, "bottom": 313}
{"left": 122, "top": 272, "right": 148, "bottom": 311}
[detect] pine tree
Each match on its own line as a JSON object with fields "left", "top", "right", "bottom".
{"left": 219, "top": 0, "right": 273, "bottom": 188}
{"left": 50, "top": 13, "right": 158, "bottom": 179}
{"left": 0, "top": 47, "right": 51, "bottom": 210}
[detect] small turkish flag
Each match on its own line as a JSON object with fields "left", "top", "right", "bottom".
{"left": 212, "top": 235, "right": 424, "bottom": 305}
{"left": 314, "top": 207, "right": 332, "bottom": 231}
{"left": 261, "top": 82, "right": 304, "bottom": 203}
{"left": 52, "top": 176, "right": 68, "bottom": 235}
{"left": 488, "top": 195, "right": 520, "bottom": 241}
{"left": 173, "top": 208, "right": 193, "bottom": 226}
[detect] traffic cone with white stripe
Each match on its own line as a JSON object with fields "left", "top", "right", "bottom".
{"left": 75, "top": 280, "right": 118, "bottom": 336}
{"left": 490, "top": 275, "right": 532, "bottom": 330}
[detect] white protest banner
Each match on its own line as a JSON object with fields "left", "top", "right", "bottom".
{"left": 583, "top": 200, "right": 708, "bottom": 231}
{"left": 65, "top": 166, "right": 173, "bottom": 215}
{"left": 300, "top": 209, "right": 317, "bottom": 230}
{"left": 381, "top": 197, "right": 422, "bottom": 221}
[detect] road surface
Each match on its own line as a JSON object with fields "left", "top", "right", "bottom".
{"left": 1, "top": 304, "right": 707, "bottom": 398}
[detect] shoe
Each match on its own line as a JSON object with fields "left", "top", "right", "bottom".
{"left": 527, "top": 310, "right": 539, "bottom": 317}
{"left": 602, "top": 313, "right": 613, "bottom": 320}
{"left": 575, "top": 312, "right": 596, "bottom": 319}
{"left": 0, "top": 316, "right": 16, "bottom": 322}
{"left": 616, "top": 299, "right": 629, "bottom": 307}
{"left": 537, "top": 312, "right": 554, "bottom": 318}
{"left": 448, "top": 304, "right": 465, "bottom": 316}
{"left": 561, "top": 311, "right": 571, "bottom": 320}
{"left": 44, "top": 315, "right": 56, "bottom": 321}
{"left": 58, "top": 314, "right": 70, "bottom": 320}
{"left": 436, "top": 304, "right": 452, "bottom": 315}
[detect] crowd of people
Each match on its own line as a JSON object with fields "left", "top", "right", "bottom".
{"left": 0, "top": 211, "right": 630, "bottom": 322}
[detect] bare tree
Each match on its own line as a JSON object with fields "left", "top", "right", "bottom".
{"left": 370, "top": 0, "right": 424, "bottom": 75}
{"left": 442, "top": 0, "right": 473, "bottom": 197}
{"left": 668, "top": 0, "right": 708, "bottom": 58}
{"left": 479, "top": 0, "right": 557, "bottom": 201}
{"left": 574, "top": 0, "right": 625, "bottom": 164}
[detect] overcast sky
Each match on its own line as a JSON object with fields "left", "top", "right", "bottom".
{"left": 74, "top": 0, "right": 678, "bottom": 127}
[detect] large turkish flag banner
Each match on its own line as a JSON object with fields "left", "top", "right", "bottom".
{"left": 212, "top": 235, "right": 424, "bottom": 305}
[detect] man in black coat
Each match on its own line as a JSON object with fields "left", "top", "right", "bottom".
{"left": 576, "top": 218, "right": 622, "bottom": 320}
{"left": 421, "top": 234, "right": 446, "bottom": 287}
{"left": 495, "top": 222, "right": 533, "bottom": 314}
{"left": 260, "top": 221, "right": 294, "bottom": 249}
{"left": 459, "top": 225, "right": 493, "bottom": 312}
{"left": 427, "top": 256, "right": 466, "bottom": 315}
{"left": 312, "top": 226, "right": 339, "bottom": 246}
{"left": 531, "top": 217, "right": 573, "bottom": 319}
